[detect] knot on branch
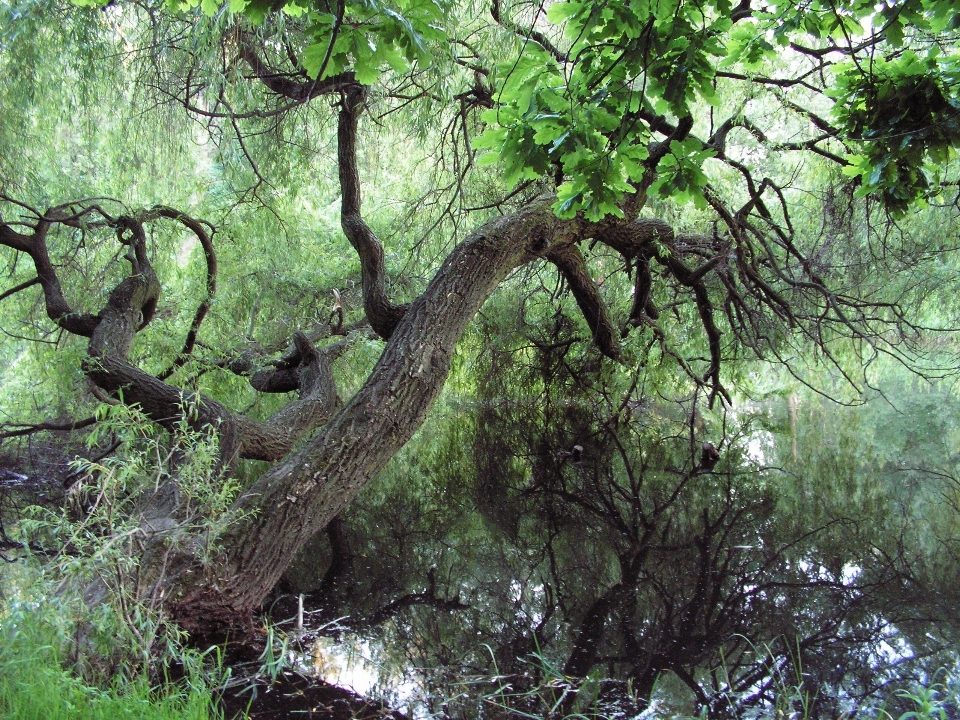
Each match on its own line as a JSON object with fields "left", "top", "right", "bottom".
{"left": 340, "top": 84, "right": 367, "bottom": 116}
{"left": 248, "top": 332, "right": 336, "bottom": 398}
{"left": 228, "top": 344, "right": 265, "bottom": 376}
{"left": 115, "top": 215, "right": 147, "bottom": 258}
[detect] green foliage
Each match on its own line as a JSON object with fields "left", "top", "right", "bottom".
{"left": 0, "top": 594, "right": 219, "bottom": 719}
{"left": 473, "top": 0, "right": 733, "bottom": 218}
{"left": 648, "top": 137, "right": 716, "bottom": 209}
{"left": 255, "top": 622, "right": 290, "bottom": 682}
{"left": 0, "top": 401, "right": 244, "bottom": 718}
{"left": 33, "top": 400, "right": 245, "bottom": 556}
{"left": 832, "top": 50, "right": 960, "bottom": 214}
{"left": 153, "top": 0, "right": 450, "bottom": 84}
{"left": 2, "top": 0, "right": 960, "bottom": 713}
{"left": 470, "top": 0, "right": 960, "bottom": 217}
{"left": 895, "top": 680, "right": 954, "bottom": 720}
{"left": 8, "top": 403, "right": 248, "bottom": 685}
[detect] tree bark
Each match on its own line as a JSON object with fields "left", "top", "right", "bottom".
{"left": 168, "top": 198, "right": 610, "bottom": 633}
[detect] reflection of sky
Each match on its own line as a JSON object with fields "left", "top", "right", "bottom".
{"left": 746, "top": 429, "right": 775, "bottom": 465}
{"left": 273, "top": 384, "right": 960, "bottom": 715}
{"left": 296, "top": 634, "right": 426, "bottom": 718}
{"left": 284, "top": 547, "right": 946, "bottom": 719}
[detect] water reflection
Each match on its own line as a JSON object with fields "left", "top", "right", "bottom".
{"left": 273, "top": 374, "right": 960, "bottom": 718}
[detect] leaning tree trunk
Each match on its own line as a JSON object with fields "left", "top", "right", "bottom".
{"left": 167, "top": 198, "right": 608, "bottom": 634}
{"left": 157, "top": 89, "right": 647, "bottom": 634}
{"left": 0, "top": 180, "right": 676, "bottom": 639}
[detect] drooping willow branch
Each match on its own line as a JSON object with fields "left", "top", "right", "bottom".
{"left": 153, "top": 206, "right": 218, "bottom": 380}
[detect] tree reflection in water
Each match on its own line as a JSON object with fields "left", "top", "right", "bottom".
{"left": 273, "top": 316, "right": 959, "bottom": 719}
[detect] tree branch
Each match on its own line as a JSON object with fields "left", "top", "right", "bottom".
{"left": 0, "top": 415, "right": 97, "bottom": 440}
{"left": 0, "top": 202, "right": 102, "bottom": 336}
{"left": 152, "top": 207, "right": 218, "bottom": 380}
{"left": 546, "top": 243, "right": 621, "bottom": 360}
{"left": 490, "top": 0, "right": 567, "bottom": 63}
{"left": 238, "top": 37, "right": 357, "bottom": 103}
{"left": 338, "top": 86, "right": 410, "bottom": 338}
{"left": 0, "top": 277, "right": 40, "bottom": 304}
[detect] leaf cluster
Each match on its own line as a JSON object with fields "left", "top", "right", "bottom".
{"left": 833, "top": 50, "right": 960, "bottom": 214}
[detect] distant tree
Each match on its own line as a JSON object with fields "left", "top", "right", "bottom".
{"left": 1, "top": 0, "right": 959, "bottom": 636}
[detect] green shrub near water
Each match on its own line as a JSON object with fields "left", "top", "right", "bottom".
{"left": 0, "top": 403, "right": 244, "bottom": 720}
{"left": 0, "top": 600, "right": 220, "bottom": 720}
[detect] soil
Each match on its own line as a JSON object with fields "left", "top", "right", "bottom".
{"left": 217, "top": 671, "right": 411, "bottom": 720}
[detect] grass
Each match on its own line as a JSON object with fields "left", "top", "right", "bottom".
{"left": 0, "top": 602, "right": 221, "bottom": 720}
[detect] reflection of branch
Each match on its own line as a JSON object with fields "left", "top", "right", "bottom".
{"left": 297, "top": 563, "right": 469, "bottom": 633}
{"left": 362, "top": 567, "right": 470, "bottom": 629}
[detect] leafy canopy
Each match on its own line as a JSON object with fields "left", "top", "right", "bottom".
{"left": 69, "top": 0, "right": 960, "bottom": 219}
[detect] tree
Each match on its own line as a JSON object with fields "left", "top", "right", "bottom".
{"left": 0, "top": 0, "right": 959, "bottom": 638}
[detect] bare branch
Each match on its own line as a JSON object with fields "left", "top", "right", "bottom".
{"left": 0, "top": 201, "right": 103, "bottom": 336}
{"left": 546, "top": 243, "right": 622, "bottom": 360}
{"left": 338, "top": 86, "right": 410, "bottom": 338}
{"left": 490, "top": 0, "right": 567, "bottom": 64}
{"left": 0, "top": 415, "right": 97, "bottom": 440}
{"left": 151, "top": 207, "right": 219, "bottom": 379}
{"left": 0, "top": 277, "right": 40, "bottom": 304}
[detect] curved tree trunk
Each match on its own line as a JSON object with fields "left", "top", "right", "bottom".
{"left": 0, "top": 185, "right": 664, "bottom": 640}
{"left": 168, "top": 198, "right": 602, "bottom": 634}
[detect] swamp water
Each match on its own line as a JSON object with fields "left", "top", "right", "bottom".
{"left": 265, "top": 381, "right": 960, "bottom": 719}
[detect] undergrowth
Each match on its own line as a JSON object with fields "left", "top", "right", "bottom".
{"left": 0, "top": 595, "right": 220, "bottom": 720}
{"left": 0, "top": 402, "right": 238, "bottom": 719}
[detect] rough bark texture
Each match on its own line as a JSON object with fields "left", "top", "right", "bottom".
{"left": 171, "top": 199, "right": 603, "bottom": 631}
{"left": 547, "top": 243, "right": 621, "bottom": 360}
{"left": 337, "top": 86, "right": 410, "bottom": 339}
